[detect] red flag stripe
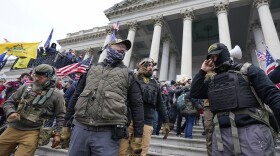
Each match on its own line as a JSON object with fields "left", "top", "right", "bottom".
{"left": 56, "top": 63, "right": 80, "bottom": 77}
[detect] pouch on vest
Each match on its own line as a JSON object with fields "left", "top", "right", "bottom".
{"left": 208, "top": 72, "right": 238, "bottom": 112}
{"left": 38, "top": 127, "right": 53, "bottom": 146}
{"left": 233, "top": 63, "right": 279, "bottom": 138}
{"left": 141, "top": 82, "right": 157, "bottom": 107}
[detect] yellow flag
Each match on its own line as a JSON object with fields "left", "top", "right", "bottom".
{"left": 13, "top": 57, "right": 32, "bottom": 69}
{"left": 0, "top": 42, "right": 39, "bottom": 59}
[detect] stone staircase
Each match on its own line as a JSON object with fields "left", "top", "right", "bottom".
{"left": 35, "top": 123, "right": 280, "bottom": 156}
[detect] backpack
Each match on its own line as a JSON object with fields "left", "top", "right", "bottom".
{"left": 178, "top": 92, "right": 202, "bottom": 116}
{"left": 176, "top": 93, "right": 186, "bottom": 111}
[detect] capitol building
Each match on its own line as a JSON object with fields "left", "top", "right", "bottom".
{"left": 57, "top": 0, "right": 280, "bottom": 81}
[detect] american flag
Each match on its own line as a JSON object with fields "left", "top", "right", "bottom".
{"left": 265, "top": 50, "right": 277, "bottom": 75}
{"left": 56, "top": 56, "right": 92, "bottom": 78}
{"left": 256, "top": 50, "right": 266, "bottom": 62}
{"left": 112, "top": 22, "right": 119, "bottom": 31}
{"left": 110, "top": 22, "right": 120, "bottom": 41}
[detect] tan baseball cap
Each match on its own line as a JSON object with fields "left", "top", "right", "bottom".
{"left": 108, "top": 39, "right": 132, "bottom": 51}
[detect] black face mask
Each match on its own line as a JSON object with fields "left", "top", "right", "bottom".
{"left": 214, "top": 50, "right": 231, "bottom": 67}
{"left": 212, "top": 50, "right": 232, "bottom": 73}
{"left": 214, "top": 60, "right": 233, "bottom": 73}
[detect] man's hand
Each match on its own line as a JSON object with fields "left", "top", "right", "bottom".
{"left": 61, "top": 127, "right": 71, "bottom": 149}
{"left": 51, "top": 133, "right": 61, "bottom": 148}
{"left": 131, "top": 137, "right": 142, "bottom": 155}
{"left": 7, "top": 112, "right": 20, "bottom": 123}
{"left": 201, "top": 59, "right": 215, "bottom": 72}
{"left": 162, "top": 123, "right": 170, "bottom": 139}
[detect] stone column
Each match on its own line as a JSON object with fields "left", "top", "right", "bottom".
{"left": 247, "top": 42, "right": 261, "bottom": 68}
{"left": 250, "top": 21, "right": 266, "bottom": 70}
{"left": 254, "top": 0, "right": 280, "bottom": 59}
{"left": 168, "top": 52, "right": 177, "bottom": 81}
{"left": 129, "top": 55, "right": 137, "bottom": 69}
{"left": 98, "top": 28, "right": 112, "bottom": 62}
{"left": 123, "top": 22, "right": 138, "bottom": 66}
{"left": 149, "top": 16, "right": 163, "bottom": 64}
{"left": 159, "top": 35, "right": 170, "bottom": 81}
{"left": 214, "top": 1, "right": 232, "bottom": 50}
{"left": 181, "top": 9, "right": 194, "bottom": 78}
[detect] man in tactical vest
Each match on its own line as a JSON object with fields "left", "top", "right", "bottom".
{"left": 0, "top": 64, "right": 65, "bottom": 156}
{"left": 190, "top": 43, "right": 280, "bottom": 155}
{"left": 64, "top": 38, "right": 144, "bottom": 156}
{"left": 118, "top": 58, "right": 170, "bottom": 156}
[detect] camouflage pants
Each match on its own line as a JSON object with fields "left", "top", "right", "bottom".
{"left": 204, "top": 106, "right": 214, "bottom": 156}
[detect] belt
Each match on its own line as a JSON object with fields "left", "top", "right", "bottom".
{"left": 84, "top": 125, "right": 113, "bottom": 132}
{"left": 216, "top": 107, "right": 257, "bottom": 118}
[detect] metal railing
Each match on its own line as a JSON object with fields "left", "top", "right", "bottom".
{"left": 10, "top": 51, "right": 74, "bottom": 70}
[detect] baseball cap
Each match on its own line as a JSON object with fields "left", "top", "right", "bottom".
{"left": 138, "top": 58, "right": 157, "bottom": 67}
{"left": 108, "top": 39, "right": 132, "bottom": 51}
{"left": 206, "top": 43, "right": 228, "bottom": 59}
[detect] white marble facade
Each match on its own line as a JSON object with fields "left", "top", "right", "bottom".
{"left": 58, "top": 0, "right": 280, "bottom": 81}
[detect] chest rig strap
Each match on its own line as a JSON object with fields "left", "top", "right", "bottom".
{"left": 214, "top": 111, "right": 241, "bottom": 155}
{"left": 32, "top": 88, "right": 55, "bottom": 105}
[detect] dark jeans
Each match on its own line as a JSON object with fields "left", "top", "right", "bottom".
{"left": 68, "top": 124, "right": 120, "bottom": 156}
{"left": 184, "top": 115, "right": 196, "bottom": 138}
{"left": 176, "top": 110, "right": 183, "bottom": 135}
{"left": 152, "top": 111, "right": 162, "bottom": 135}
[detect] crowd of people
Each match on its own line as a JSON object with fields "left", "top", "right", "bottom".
{"left": 0, "top": 38, "right": 279, "bottom": 156}
{"left": 34, "top": 43, "right": 85, "bottom": 70}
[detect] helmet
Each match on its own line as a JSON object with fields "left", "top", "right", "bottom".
{"left": 34, "top": 64, "right": 55, "bottom": 78}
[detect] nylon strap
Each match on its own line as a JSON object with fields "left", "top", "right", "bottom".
{"left": 32, "top": 95, "right": 42, "bottom": 104}
{"left": 38, "top": 88, "right": 55, "bottom": 105}
{"left": 229, "top": 112, "right": 241, "bottom": 154}
{"left": 213, "top": 115, "right": 224, "bottom": 151}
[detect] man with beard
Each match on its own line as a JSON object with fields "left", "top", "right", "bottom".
{"left": 118, "top": 58, "right": 170, "bottom": 156}
{"left": 0, "top": 64, "right": 65, "bottom": 156}
{"left": 190, "top": 43, "right": 280, "bottom": 155}
{"left": 64, "top": 38, "right": 144, "bottom": 156}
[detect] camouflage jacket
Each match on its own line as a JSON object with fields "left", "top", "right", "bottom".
{"left": 3, "top": 81, "right": 65, "bottom": 133}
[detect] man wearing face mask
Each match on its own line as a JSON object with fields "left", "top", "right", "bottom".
{"left": 0, "top": 64, "right": 65, "bottom": 156}
{"left": 190, "top": 43, "right": 280, "bottom": 155}
{"left": 64, "top": 38, "right": 144, "bottom": 156}
{"left": 118, "top": 58, "right": 170, "bottom": 156}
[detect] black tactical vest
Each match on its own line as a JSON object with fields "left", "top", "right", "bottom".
{"left": 208, "top": 71, "right": 259, "bottom": 112}
{"left": 138, "top": 78, "right": 158, "bottom": 108}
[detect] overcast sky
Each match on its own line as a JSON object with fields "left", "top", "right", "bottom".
{"left": 0, "top": 0, "right": 123, "bottom": 49}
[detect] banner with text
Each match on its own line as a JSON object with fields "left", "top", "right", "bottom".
{"left": 13, "top": 57, "right": 32, "bottom": 69}
{"left": 0, "top": 42, "right": 39, "bottom": 59}
{"left": 176, "top": 75, "right": 189, "bottom": 82}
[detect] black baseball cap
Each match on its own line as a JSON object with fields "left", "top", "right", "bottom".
{"left": 206, "top": 43, "right": 228, "bottom": 59}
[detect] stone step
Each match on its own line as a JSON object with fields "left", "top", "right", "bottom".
{"left": 163, "top": 131, "right": 206, "bottom": 140}
{"left": 35, "top": 140, "right": 280, "bottom": 156}
{"left": 148, "top": 142, "right": 207, "bottom": 156}
{"left": 172, "top": 125, "right": 204, "bottom": 132}
{"left": 151, "top": 135, "right": 206, "bottom": 148}
{"left": 35, "top": 145, "right": 175, "bottom": 156}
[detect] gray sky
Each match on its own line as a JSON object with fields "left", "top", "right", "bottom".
{"left": 0, "top": 0, "right": 123, "bottom": 49}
